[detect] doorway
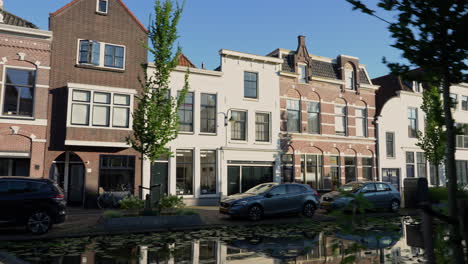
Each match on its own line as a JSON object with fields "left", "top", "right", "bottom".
{"left": 382, "top": 168, "right": 400, "bottom": 191}
{"left": 150, "top": 161, "right": 169, "bottom": 205}
{"left": 50, "top": 152, "right": 85, "bottom": 206}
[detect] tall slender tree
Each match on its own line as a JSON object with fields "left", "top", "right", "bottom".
{"left": 417, "top": 85, "right": 446, "bottom": 187}
{"left": 128, "top": 0, "right": 189, "bottom": 166}
{"left": 346, "top": 1, "right": 467, "bottom": 263}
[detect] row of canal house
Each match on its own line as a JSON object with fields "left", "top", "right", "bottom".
{"left": 1, "top": 0, "right": 466, "bottom": 207}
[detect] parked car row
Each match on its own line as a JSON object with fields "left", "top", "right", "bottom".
{"left": 220, "top": 181, "right": 401, "bottom": 221}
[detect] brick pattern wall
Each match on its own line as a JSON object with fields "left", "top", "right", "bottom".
{"left": 280, "top": 75, "right": 377, "bottom": 187}
{"left": 0, "top": 31, "right": 51, "bottom": 177}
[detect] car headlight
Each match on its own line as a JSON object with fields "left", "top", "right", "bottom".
{"left": 233, "top": 200, "right": 248, "bottom": 206}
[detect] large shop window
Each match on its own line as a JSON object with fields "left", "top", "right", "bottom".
{"left": 78, "top": 40, "right": 125, "bottom": 69}
{"left": 344, "top": 157, "right": 356, "bottom": 183}
{"left": 244, "top": 72, "right": 258, "bottom": 99}
{"left": 3, "top": 68, "right": 35, "bottom": 117}
{"left": 408, "top": 108, "right": 418, "bottom": 138}
{"left": 255, "top": 112, "right": 270, "bottom": 142}
{"left": 335, "top": 105, "right": 347, "bottom": 136}
{"left": 227, "top": 165, "right": 273, "bottom": 195}
{"left": 307, "top": 102, "right": 320, "bottom": 134}
{"left": 70, "top": 90, "right": 131, "bottom": 128}
{"left": 287, "top": 99, "right": 300, "bottom": 132}
{"left": 231, "top": 111, "right": 247, "bottom": 140}
{"left": 362, "top": 157, "right": 373, "bottom": 181}
{"left": 301, "top": 154, "right": 330, "bottom": 190}
{"left": 178, "top": 92, "right": 194, "bottom": 132}
{"left": 456, "top": 161, "right": 468, "bottom": 185}
{"left": 355, "top": 108, "right": 367, "bottom": 137}
{"left": 99, "top": 155, "right": 135, "bottom": 192}
{"left": 200, "top": 93, "right": 216, "bottom": 133}
{"left": 200, "top": 150, "right": 216, "bottom": 195}
{"left": 0, "top": 158, "right": 30, "bottom": 176}
{"left": 176, "top": 150, "right": 193, "bottom": 195}
{"left": 406, "top": 152, "right": 415, "bottom": 178}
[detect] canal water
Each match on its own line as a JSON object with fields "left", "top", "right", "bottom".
{"left": 0, "top": 217, "right": 425, "bottom": 264}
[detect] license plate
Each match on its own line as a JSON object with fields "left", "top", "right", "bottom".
{"left": 321, "top": 201, "right": 330, "bottom": 207}
{"left": 219, "top": 207, "right": 228, "bottom": 214}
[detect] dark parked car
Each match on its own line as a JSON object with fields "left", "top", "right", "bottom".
{"left": 0, "top": 177, "right": 67, "bottom": 234}
{"left": 320, "top": 181, "right": 401, "bottom": 212}
{"left": 219, "top": 182, "right": 320, "bottom": 221}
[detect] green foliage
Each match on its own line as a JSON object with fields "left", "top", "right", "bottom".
{"left": 128, "top": 0, "right": 189, "bottom": 162}
{"left": 429, "top": 187, "right": 468, "bottom": 203}
{"left": 103, "top": 210, "right": 123, "bottom": 219}
{"left": 416, "top": 85, "right": 445, "bottom": 186}
{"left": 159, "top": 195, "right": 185, "bottom": 209}
{"left": 119, "top": 196, "right": 145, "bottom": 210}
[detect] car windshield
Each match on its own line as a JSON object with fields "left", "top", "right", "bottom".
{"left": 245, "top": 183, "right": 276, "bottom": 194}
{"left": 339, "top": 183, "right": 364, "bottom": 193}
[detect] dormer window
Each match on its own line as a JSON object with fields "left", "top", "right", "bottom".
{"left": 97, "top": 0, "right": 108, "bottom": 14}
{"left": 298, "top": 64, "right": 307, "bottom": 83}
{"left": 344, "top": 63, "right": 355, "bottom": 90}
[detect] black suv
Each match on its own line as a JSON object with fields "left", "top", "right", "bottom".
{"left": 0, "top": 177, "right": 67, "bottom": 234}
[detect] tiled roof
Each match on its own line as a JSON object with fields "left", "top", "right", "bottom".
{"left": 311, "top": 60, "right": 340, "bottom": 80}
{"left": 1, "top": 11, "right": 38, "bottom": 29}
{"left": 178, "top": 53, "right": 196, "bottom": 68}
{"left": 280, "top": 54, "right": 371, "bottom": 84}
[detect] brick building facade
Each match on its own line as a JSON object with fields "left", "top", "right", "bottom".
{"left": 268, "top": 36, "right": 379, "bottom": 191}
{"left": 45, "top": 0, "right": 147, "bottom": 206}
{"left": 0, "top": 8, "right": 52, "bottom": 178}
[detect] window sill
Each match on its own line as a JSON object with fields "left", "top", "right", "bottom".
{"left": 199, "top": 132, "right": 217, "bottom": 136}
{"left": 243, "top": 97, "right": 259, "bottom": 102}
{"left": 67, "top": 125, "right": 132, "bottom": 131}
{"left": 229, "top": 140, "right": 248, "bottom": 144}
{"left": 95, "top": 11, "right": 108, "bottom": 16}
{"left": 179, "top": 131, "right": 195, "bottom": 135}
{"left": 75, "top": 64, "right": 125, "bottom": 73}
{"left": 254, "top": 141, "right": 271, "bottom": 145}
{"left": 0, "top": 115, "right": 34, "bottom": 120}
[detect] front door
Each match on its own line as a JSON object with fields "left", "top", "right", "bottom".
{"left": 150, "top": 162, "right": 168, "bottom": 205}
{"left": 68, "top": 164, "right": 85, "bottom": 206}
{"left": 227, "top": 166, "right": 240, "bottom": 195}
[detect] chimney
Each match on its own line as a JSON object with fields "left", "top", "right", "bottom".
{"left": 201, "top": 62, "right": 205, "bottom": 69}
{"left": 298, "top": 35, "right": 306, "bottom": 49}
{"left": 0, "top": 0, "right": 4, "bottom": 23}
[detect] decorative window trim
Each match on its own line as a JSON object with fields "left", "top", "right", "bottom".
{"left": 0, "top": 66, "right": 37, "bottom": 119}
{"left": 96, "top": 0, "right": 109, "bottom": 14}
{"left": 66, "top": 85, "right": 134, "bottom": 130}
{"left": 76, "top": 39, "right": 126, "bottom": 70}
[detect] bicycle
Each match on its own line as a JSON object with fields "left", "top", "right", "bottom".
{"left": 97, "top": 185, "right": 132, "bottom": 209}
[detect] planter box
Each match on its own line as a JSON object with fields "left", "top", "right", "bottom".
{"left": 100, "top": 214, "right": 204, "bottom": 231}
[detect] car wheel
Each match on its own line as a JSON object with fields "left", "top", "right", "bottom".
{"left": 302, "top": 202, "right": 316, "bottom": 217}
{"left": 390, "top": 200, "right": 400, "bottom": 212}
{"left": 27, "top": 211, "right": 52, "bottom": 235}
{"left": 248, "top": 205, "right": 263, "bottom": 221}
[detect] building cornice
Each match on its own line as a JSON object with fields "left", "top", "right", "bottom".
{"left": 220, "top": 49, "right": 283, "bottom": 64}
{"left": 67, "top": 82, "right": 137, "bottom": 94}
{"left": 0, "top": 23, "right": 52, "bottom": 39}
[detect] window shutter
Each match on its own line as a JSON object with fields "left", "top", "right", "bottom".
{"left": 91, "top": 41, "right": 101, "bottom": 65}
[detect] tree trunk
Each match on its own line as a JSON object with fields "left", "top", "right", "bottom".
{"left": 441, "top": 78, "right": 465, "bottom": 264}
{"left": 435, "top": 164, "right": 440, "bottom": 188}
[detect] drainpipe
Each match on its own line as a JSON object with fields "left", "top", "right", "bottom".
{"left": 374, "top": 118, "right": 380, "bottom": 182}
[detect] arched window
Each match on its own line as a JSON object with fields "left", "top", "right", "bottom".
{"left": 344, "top": 63, "right": 355, "bottom": 90}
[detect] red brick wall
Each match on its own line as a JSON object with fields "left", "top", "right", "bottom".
{"left": 280, "top": 75, "right": 377, "bottom": 186}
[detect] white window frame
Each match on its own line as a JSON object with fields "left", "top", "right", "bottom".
{"left": 0, "top": 66, "right": 37, "bottom": 120}
{"left": 254, "top": 111, "right": 271, "bottom": 143}
{"left": 355, "top": 107, "right": 367, "bottom": 137}
{"left": 66, "top": 84, "right": 135, "bottom": 130}
{"left": 298, "top": 63, "right": 307, "bottom": 83}
{"left": 230, "top": 109, "right": 248, "bottom": 141}
{"left": 96, "top": 0, "right": 108, "bottom": 14}
{"left": 76, "top": 39, "right": 126, "bottom": 70}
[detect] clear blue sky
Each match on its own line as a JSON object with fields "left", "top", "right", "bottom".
{"left": 4, "top": 0, "right": 406, "bottom": 78}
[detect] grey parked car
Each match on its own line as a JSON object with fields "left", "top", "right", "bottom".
{"left": 320, "top": 181, "right": 401, "bottom": 212}
{"left": 219, "top": 182, "right": 320, "bottom": 221}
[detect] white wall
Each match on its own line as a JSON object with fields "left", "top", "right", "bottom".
{"left": 450, "top": 84, "right": 468, "bottom": 161}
